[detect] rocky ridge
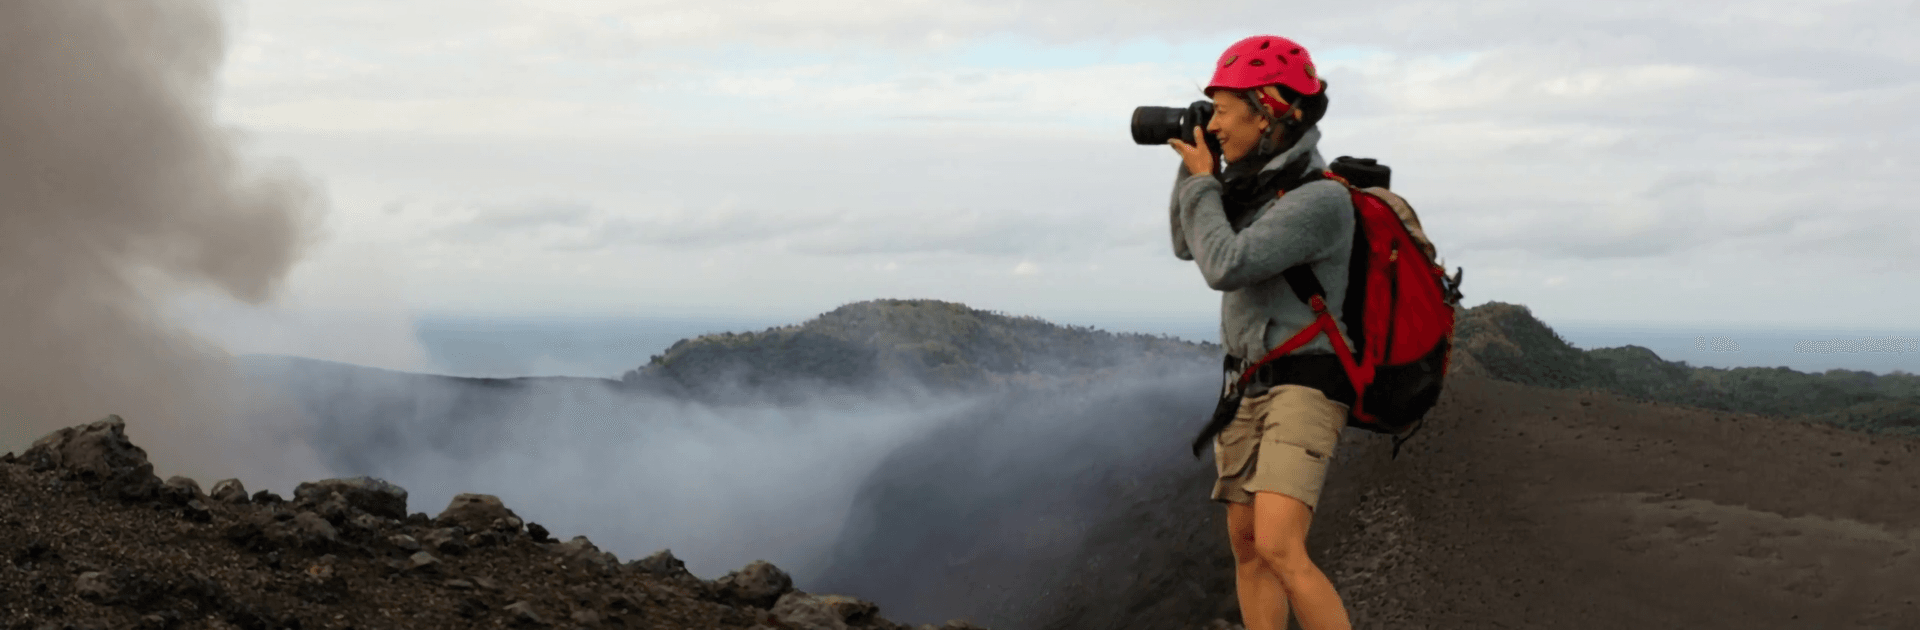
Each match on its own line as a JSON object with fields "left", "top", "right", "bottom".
{"left": 0, "top": 416, "right": 989, "bottom": 630}
{"left": 1453, "top": 302, "right": 1920, "bottom": 434}
{"left": 619, "top": 299, "right": 1217, "bottom": 400}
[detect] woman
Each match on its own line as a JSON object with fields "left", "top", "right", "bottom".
{"left": 1167, "top": 35, "right": 1356, "bottom": 630}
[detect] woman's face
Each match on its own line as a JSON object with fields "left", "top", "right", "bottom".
{"left": 1207, "top": 91, "right": 1270, "bottom": 164}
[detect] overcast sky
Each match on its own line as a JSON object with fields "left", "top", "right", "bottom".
{"left": 174, "top": 0, "right": 1920, "bottom": 369}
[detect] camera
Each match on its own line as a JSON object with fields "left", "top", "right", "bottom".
{"left": 1132, "top": 100, "right": 1222, "bottom": 160}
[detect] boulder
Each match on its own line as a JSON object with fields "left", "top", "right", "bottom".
{"left": 408, "top": 551, "right": 442, "bottom": 573}
{"left": 551, "top": 536, "right": 618, "bottom": 573}
{"left": 628, "top": 549, "right": 694, "bottom": 581}
{"left": 74, "top": 571, "right": 114, "bottom": 601}
{"left": 436, "top": 493, "right": 522, "bottom": 533}
{"left": 715, "top": 560, "right": 794, "bottom": 609}
{"left": 293, "top": 476, "right": 408, "bottom": 520}
{"left": 349, "top": 513, "right": 385, "bottom": 532}
{"left": 162, "top": 476, "right": 206, "bottom": 504}
{"left": 314, "top": 492, "right": 354, "bottom": 525}
{"left": 424, "top": 527, "right": 473, "bottom": 554}
{"left": 209, "top": 478, "right": 249, "bottom": 504}
{"left": 20, "top": 416, "right": 160, "bottom": 500}
{"left": 182, "top": 499, "right": 213, "bottom": 523}
{"left": 771, "top": 591, "right": 880, "bottom": 630}
{"left": 388, "top": 534, "right": 422, "bottom": 552}
{"left": 504, "top": 600, "right": 545, "bottom": 626}
{"left": 272, "top": 512, "right": 338, "bottom": 548}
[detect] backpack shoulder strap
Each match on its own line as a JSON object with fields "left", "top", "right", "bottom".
{"left": 1277, "top": 170, "right": 1349, "bottom": 305}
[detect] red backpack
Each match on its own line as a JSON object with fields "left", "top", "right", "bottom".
{"left": 1243, "top": 160, "right": 1465, "bottom": 457}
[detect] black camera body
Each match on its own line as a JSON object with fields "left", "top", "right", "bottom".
{"left": 1131, "top": 101, "right": 1223, "bottom": 168}
{"left": 1136, "top": 101, "right": 1396, "bottom": 190}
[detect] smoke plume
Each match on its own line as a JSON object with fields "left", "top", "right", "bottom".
{"left": 0, "top": 1, "right": 321, "bottom": 478}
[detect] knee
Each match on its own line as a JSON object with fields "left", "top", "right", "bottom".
{"left": 1229, "top": 531, "right": 1259, "bottom": 566}
{"left": 1254, "top": 538, "right": 1315, "bottom": 581}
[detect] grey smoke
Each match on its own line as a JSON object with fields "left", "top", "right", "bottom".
{"left": 0, "top": 1, "right": 322, "bottom": 477}
{"left": 232, "top": 344, "right": 1217, "bottom": 597}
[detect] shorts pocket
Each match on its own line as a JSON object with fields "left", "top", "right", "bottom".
{"left": 1260, "top": 385, "right": 1344, "bottom": 461}
{"left": 1214, "top": 389, "right": 1279, "bottom": 478}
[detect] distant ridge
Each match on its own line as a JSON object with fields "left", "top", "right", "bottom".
{"left": 1452, "top": 301, "right": 1920, "bottom": 434}
{"left": 620, "top": 299, "right": 1217, "bottom": 398}
{"left": 612, "top": 298, "right": 1918, "bottom": 432}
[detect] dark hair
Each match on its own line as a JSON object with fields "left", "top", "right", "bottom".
{"left": 1236, "top": 79, "right": 1330, "bottom": 154}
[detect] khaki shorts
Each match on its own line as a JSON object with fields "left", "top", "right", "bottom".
{"left": 1210, "top": 384, "right": 1350, "bottom": 511}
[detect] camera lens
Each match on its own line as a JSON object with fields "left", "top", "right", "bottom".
{"left": 1131, "top": 106, "right": 1187, "bottom": 145}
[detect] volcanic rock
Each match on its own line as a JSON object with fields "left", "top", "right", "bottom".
{"left": 276, "top": 511, "right": 339, "bottom": 548}
{"left": 504, "top": 600, "right": 546, "bottom": 625}
{"left": 161, "top": 475, "right": 207, "bottom": 505}
{"left": 182, "top": 499, "right": 213, "bottom": 523}
{"left": 293, "top": 476, "right": 409, "bottom": 520}
{"left": 209, "top": 478, "right": 248, "bottom": 504}
{"left": 436, "top": 492, "right": 522, "bottom": 532}
{"left": 423, "top": 526, "right": 470, "bottom": 556}
{"left": 771, "top": 591, "right": 881, "bottom": 630}
{"left": 73, "top": 571, "right": 113, "bottom": 601}
{"left": 715, "top": 559, "right": 795, "bottom": 609}
{"left": 552, "top": 535, "right": 619, "bottom": 573}
{"left": 384, "top": 536, "right": 418, "bottom": 555}
{"left": 313, "top": 490, "right": 353, "bottom": 525}
{"left": 20, "top": 415, "right": 160, "bottom": 500}
{"left": 409, "top": 551, "right": 443, "bottom": 573}
{"left": 1, "top": 418, "right": 938, "bottom": 629}
{"left": 630, "top": 548, "right": 696, "bottom": 580}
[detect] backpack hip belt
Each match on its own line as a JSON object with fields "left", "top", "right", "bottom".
{"left": 1226, "top": 353, "right": 1357, "bottom": 408}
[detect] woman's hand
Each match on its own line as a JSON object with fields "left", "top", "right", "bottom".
{"left": 1169, "top": 125, "right": 1215, "bottom": 177}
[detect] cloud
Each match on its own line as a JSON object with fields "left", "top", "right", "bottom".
{"left": 205, "top": 0, "right": 1920, "bottom": 327}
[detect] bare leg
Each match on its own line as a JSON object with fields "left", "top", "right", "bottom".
{"left": 1252, "top": 491, "right": 1351, "bottom": 630}
{"left": 1227, "top": 501, "right": 1290, "bottom": 630}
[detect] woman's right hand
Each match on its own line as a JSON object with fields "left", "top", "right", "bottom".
{"left": 1169, "top": 125, "right": 1216, "bottom": 177}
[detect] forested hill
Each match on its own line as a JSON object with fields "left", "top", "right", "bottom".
{"left": 1451, "top": 301, "right": 1920, "bottom": 434}
{"left": 618, "top": 299, "right": 1219, "bottom": 399}
{"left": 620, "top": 298, "right": 1918, "bottom": 433}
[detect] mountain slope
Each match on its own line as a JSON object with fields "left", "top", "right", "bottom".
{"left": 622, "top": 299, "right": 1216, "bottom": 400}
{"left": 1452, "top": 302, "right": 1920, "bottom": 434}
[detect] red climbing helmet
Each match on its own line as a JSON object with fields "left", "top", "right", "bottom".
{"left": 1205, "top": 35, "right": 1323, "bottom": 100}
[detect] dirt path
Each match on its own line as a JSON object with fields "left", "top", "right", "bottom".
{"left": 1320, "top": 375, "right": 1920, "bottom": 629}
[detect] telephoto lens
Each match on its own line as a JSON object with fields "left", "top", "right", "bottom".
{"left": 1130, "top": 100, "right": 1215, "bottom": 146}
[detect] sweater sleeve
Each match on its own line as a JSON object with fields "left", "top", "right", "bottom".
{"left": 1175, "top": 178, "right": 1350, "bottom": 292}
{"left": 1170, "top": 163, "right": 1196, "bottom": 261}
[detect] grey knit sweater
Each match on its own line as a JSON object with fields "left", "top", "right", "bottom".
{"left": 1169, "top": 126, "right": 1358, "bottom": 370}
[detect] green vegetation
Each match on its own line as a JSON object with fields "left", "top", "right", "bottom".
{"left": 618, "top": 297, "right": 1918, "bottom": 434}
{"left": 1455, "top": 301, "right": 1920, "bottom": 435}
{"left": 622, "top": 299, "right": 1218, "bottom": 395}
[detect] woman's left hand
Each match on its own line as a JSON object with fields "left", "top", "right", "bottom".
{"left": 1168, "top": 125, "right": 1215, "bottom": 177}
